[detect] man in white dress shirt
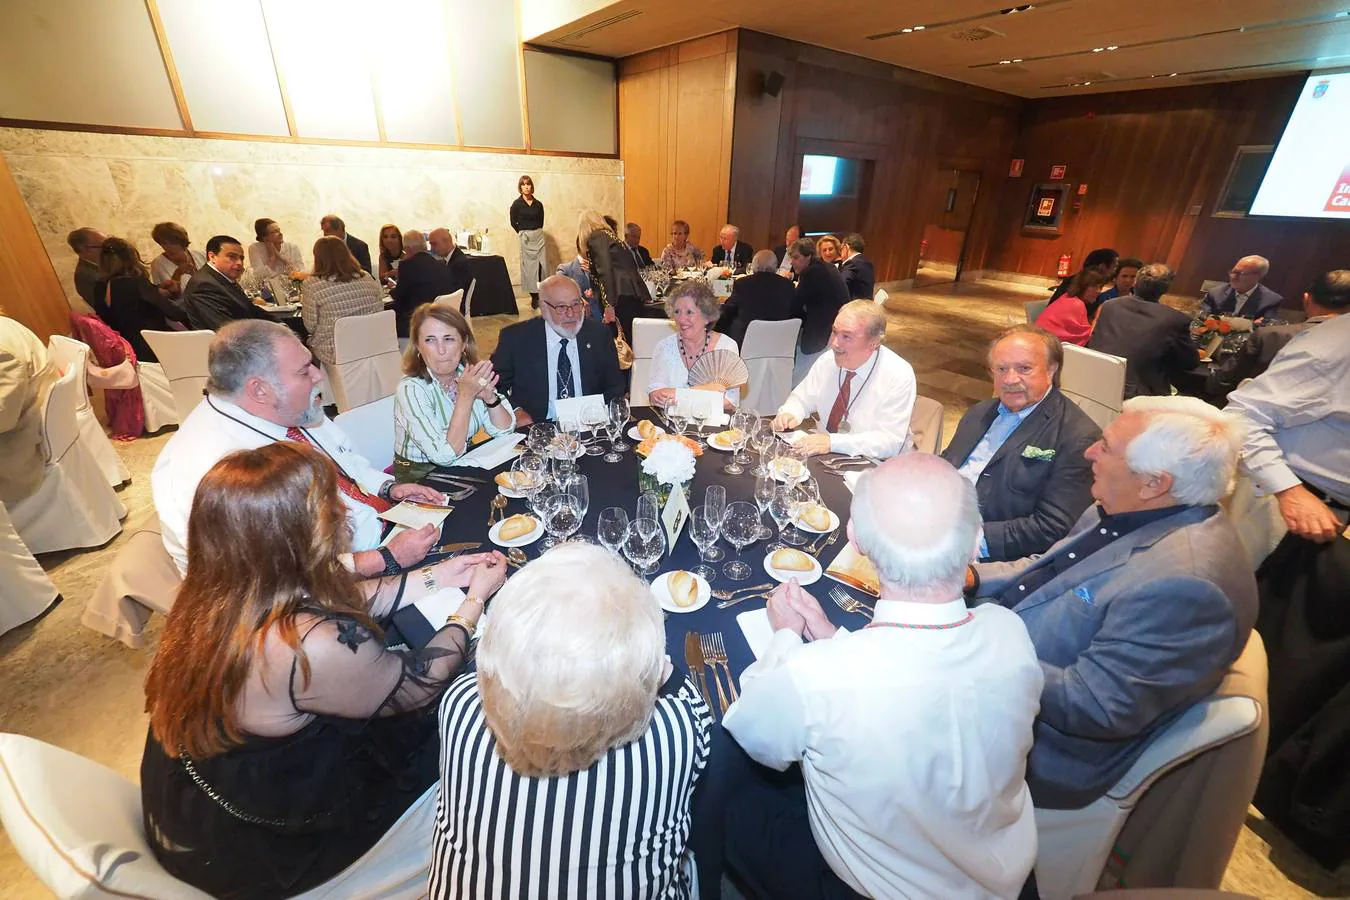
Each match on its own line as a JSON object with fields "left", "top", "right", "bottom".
{"left": 772, "top": 300, "right": 916, "bottom": 458}
{"left": 152, "top": 320, "right": 445, "bottom": 577}
{"left": 723, "top": 453, "right": 1043, "bottom": 899}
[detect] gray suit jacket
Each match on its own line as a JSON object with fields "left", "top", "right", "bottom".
{"left": 973, "top": 504, "right": 1257, "bottom": 808}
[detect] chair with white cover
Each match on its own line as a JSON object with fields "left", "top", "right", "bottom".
{"left": 136, "top": 363, "right": 177, "bottom": 432}
{"left": 1025, "top": 298, "right": 1051, "bottom": 323}
{"left": 1059, "top": 344, "right": 1126, "bottom": 430}
{"left": 141, "top": 330, "right": 214, "bottom": 423}
{"left": 46, "top": 335, "right": 129, "bottom": 487}
{"left": 1033, "top": 632, "right": 1268, "bottom": 900}
{"left": 327, "top": 310, "right": 402, "bottom": 413}
{"left": 81, "top": 514, "right": 182, "bottom": 650}
{"left": 463, "top": 278, "right": 478, "bottom": 317}
{"left": 739, "top": 318, "right": 802, "bottom": 416}
{"left": 7, "top": 362, "right": 125, "bottom": 554}
{"left": 909, "top": 395, "right": 945, "bottom": 454}
{"left": 873, "top": 288, "right": 889, "bottom": 306}
{"left": 0, "top": 502, "right": 59, "bottom": 638}
{"left": 432, "top": 289, "right": 465, "bottom": 310}
{"left": 0, "top": 732, "right": 438, "bottom": 900}
{"left": 629, "top": 317, "right": 675, "bottom": 407}
{"left": 334, "top": 396, "right": 396, "bottom": 473}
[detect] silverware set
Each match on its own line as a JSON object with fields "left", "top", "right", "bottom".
{"left": 423, "top": 472, "right": 482, "bottom": 500}
{"left": 807, "top": 528, "right": 840, "bottom": 557}
{"left": 828, "top": 585, "right": 874, "bottom": 620}
{"left": 486, "top": 494, "right": 507, "bottom": 528}
{"left": 821, "top": 455, "right": 878, "bottom": 476}
{"left": 684, "top": 631, "right": 737, "bottom": 714}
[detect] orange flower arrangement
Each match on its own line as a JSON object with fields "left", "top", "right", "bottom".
{"left": 1195, "top": 317, "right": 1232, "bottom": 335}
{"left": 635, "top": 433, "right": 703, "bottom": 458}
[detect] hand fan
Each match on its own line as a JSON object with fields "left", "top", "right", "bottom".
{"left": 687, "top": 349, "right": 749, "bottom": 389}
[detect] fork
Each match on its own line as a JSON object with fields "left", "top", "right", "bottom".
{"left": 715, "top": 592, "right": 772, "bottom": 610}
{"left": 810, "top": 529, "right": 841, "bottom": 557}
{"left": 698, "top": 633, "right": 730, "bottom": 714}
{"left": 829, "top": 586, "right": 874, "bottom": 620}
{"left": 701, "top": 632, "right": 739, "bottom": 704}
{"left": 711, "top": 582, "right": 773, "bottom": 600}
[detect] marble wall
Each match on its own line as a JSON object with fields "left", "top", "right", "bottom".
{"left": 0, "top": 128, "right": 625, "bottom": 311}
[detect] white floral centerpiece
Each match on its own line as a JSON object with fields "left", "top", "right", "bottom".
{"left": 637, "top": 435, "right": 699, "bottom": 506}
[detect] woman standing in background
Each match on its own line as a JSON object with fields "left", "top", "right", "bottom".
{"left": 510, "top": 175, "right": 546, "bottom": 310}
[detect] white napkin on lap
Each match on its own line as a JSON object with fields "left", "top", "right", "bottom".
{"left": 737, "top": 608, "right": 774, "bottom": 660}
{"left": 411, "top": 586, "right": 466, "bottom": 627}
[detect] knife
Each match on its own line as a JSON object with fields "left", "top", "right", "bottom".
{"left": 428, "top": 541, "right": 482, "bottom": 555}
{"left": 684, "top": 632, "right": 712, "bottom": 711}
{"left": 424, "top": 472, "right": 486, "bottom": 486}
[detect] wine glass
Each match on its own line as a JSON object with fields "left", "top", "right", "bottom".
{"left": 567, "top": 475, "right": 590, "bottom": 541}
{"left": 749, "top": 419, "right": 775, "bottom": 477}
{"left": 753, "top": 471, "right": 777, "bottom": 540}
{"left": 724, "top": 410, "right": 755, "bottom": 475}
{"left": 551, "top": 431, "right": 582, "bottom": 480}
{"left": 637, "top": 491, "right": 659, "bottom": 524}
{"left": 542, "top": 490, "right": 582, "bottom": 549}
{"left": 721, "top": 501, "right": 760, "bottom": 581}
{"left": 666, "top": 403, "right": 688, "bottom": 439}
{"left": 768, "top": 483, "right": 799, "bottom": 550}
{"left": 527, "top": 422, "right": 556, "bottom": 456}
{"left": 609, "top": 398, "right": 632, "bottom": 451}
{"left": 623, "top": 517, "right": 665, "bottom": 582}
{"left": 597, "top": 506, "right": 629, "bottom": 556}
{"left": 581, "top": 401, "right": 607, "bottom": 456}
{"left": 688, "top": 402, "right": 708, "bottom": 448}
{"left": 703, "top": 484, "right": 726, "bottom": 561}
{"left": 689, "top": 506, "right": 720, "bottom": 583}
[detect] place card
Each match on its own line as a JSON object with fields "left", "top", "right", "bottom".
{"left": 674, "top": 388, "right": 728, "bottom": 428}
{"left": 737, "top": 607, "right": 773, "bottom": 660}
{"left": 661, "top": 483, "right": 691, "bottom": 551}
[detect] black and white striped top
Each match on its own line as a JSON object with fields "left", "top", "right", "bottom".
{"left": 429, "top": 669, "right": 712, "bottom": 900}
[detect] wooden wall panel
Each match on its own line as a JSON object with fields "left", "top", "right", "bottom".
{"left": 979, "top": 76, "right": 1350, "bottom": 301}
{"left": 0, "top": 152, "right": 69, "bottom": 341}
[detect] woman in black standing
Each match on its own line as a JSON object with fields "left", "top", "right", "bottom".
{"left": 96, "top": 236, "right": 189, "bottom": 363}
{"left": 510, "top": 175, "right": 546, "bottom": 309}
{"left": 579, "top": 210, "right": 644, "bottom": 346}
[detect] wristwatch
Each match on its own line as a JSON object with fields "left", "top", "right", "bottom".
{"left": 378, "top": 546, "right": 401, "bottom": 577}
{"left": 378, "top": 479, "right": 395, "bottom": 500}
{"left": 485, "top": 395, "right": 504, "bottom": 409}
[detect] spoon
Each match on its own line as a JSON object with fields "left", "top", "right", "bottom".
{"left": 488, "top": 495, "right": 507, "bottom": 527}
{"left": 507, "top": 548, "right": 528, "bottom": 568}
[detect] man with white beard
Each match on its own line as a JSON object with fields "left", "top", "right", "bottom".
{"left": 152, "top": 319, "right": 445, "bottom": 577}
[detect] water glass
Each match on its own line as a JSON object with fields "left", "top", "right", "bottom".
{"left": 597, "top": 506, "right": 629, "bottom": 556}
{"left": 666, "top": 405, "right": 688, "bottom": 438}
{"left": 623, "top": 517, "right": 665, "bottom": 581}
{"left": 753, "top": 472, "right": 777, "bottom": 539}
{"left": 688, "top": 405, "right": 708, "bottom": 448}
{"left": 637, "top": 491, "right": 659, "bottom": 524}
{"left": 542, "top": 491, "right": 582, "bottom": 549}
{"left": 581, "top": 402, "right": 607, "bottom": 456}
{"left": 750, "top": 420, "right": 775, "bottom": 477}
{"left": 689, "top": 506, "right": 720, "bottom": 582}
{"left": 703, "top": 484, "right": 727, "bottom": 561}
{"left": 769, "top": 484, "right": 799, "bottom": 549}
{"left": 609, "top": 398, "right": 632, "bottom": 452}
{"left": 527, "top": 422, "right": 556, "bottom": 456}
{"left": 721, "top": 501, "right": 760, "bottom": 581}
{"left": 567, "top": 475, "right": 591, "bottom": 541}
{"left": 724, "top": 410, "right": 755, "bottom": 474}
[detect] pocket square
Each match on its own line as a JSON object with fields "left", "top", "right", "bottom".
{"left": 1074, "top": 586, "right": 1094, "bottom": 606}
{"left": 1022, "top": 445, "right": 1056, "bottom": 461}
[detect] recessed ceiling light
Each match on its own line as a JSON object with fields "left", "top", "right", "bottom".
{"left": 999, "top": 59, "right": 1011, "bottom": 64}
{"left": 913, "top": 25, "right": 925, "bottom": 31}
{"left": 1012, "top": 58, "right": 1023, "bottom": 62}
{"left": 1092, "top": 47, "right": 1104, "bottom": 52}
{"left": 1169, "top": 72, "right": 1178, "bottom": 76}
{"left": 1106, "top": 45, "right": 1118, "bottom": 50}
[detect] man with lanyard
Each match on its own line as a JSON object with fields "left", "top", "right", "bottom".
{"left": 152, "top": 320, "right": 446, "bottom": 579}
{"left": 772, "top": 300, "right": 916, "bottom": 459}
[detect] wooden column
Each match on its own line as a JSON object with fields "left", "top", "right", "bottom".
{"left": 0, "top": 153, "right": 69, "bottom": 341}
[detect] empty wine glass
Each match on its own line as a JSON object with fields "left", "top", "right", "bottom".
{"left": 581, "top": 401, "right": 607, "bottom": 456}
{"left": 703, "top": 484, "right": 727, "bottom": 561}
{"left": 527, "top": 422, "right": 556, "bottom": 456}
{"left": 666, "top": 403, "right": 688, "bottom": 438}
{"left": 688, "top": 402, "right": 709, "bottom": 448}
{"left": 567, "top": 475, "right": 590, "bottom": 541}
{"left": 597, "top": 506, "right": 629, "bottom": 556}
{"left": 551, "top": 431, "right": 582, "bottom": 480}
{"left": 722, "top": 501, "right": 760, "bottom": 581}
{"left": 750, "top": 420, "right": 775, "bottom": 477}
{"left": 689, "top": 506, "right": 720, "bottom": 582}
{"left": 623, "top": 517, "right": 665, "bottom": 581}
{"left": 754, "top": 471, "right": 777, "bottom": 539}
{"left": 542, "top": 490, "right": 582, "bottom": 549}
{"left": 768, "top": 483, "right": 798, "bottom": 550}
{"left": 637, "top": 491, "right": 659, "bottom": 524}
{"left": 724, "top": 410, "right": 755, "bottom": 475}
{"left": 608, "top": 398, "right": 632, "bottom": 451}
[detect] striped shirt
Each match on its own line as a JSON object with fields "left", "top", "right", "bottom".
{"left": 394, "top": 373, "right": 515, "bottom": 466}
{"left": 429, "top": 670, "right": 712, "bottom": 900}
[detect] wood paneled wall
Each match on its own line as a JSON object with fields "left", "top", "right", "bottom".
{"left": 978, "top": 76, "right": 1350, "bottom": 301}
{"left": 0, "top": 152, "right": 68, "bottom": 341}
{"left": 618, "top": 32, "right": 736, "bottom": 253}
{"left": 726, "top": 31, "right": 1022, "bottom": 285}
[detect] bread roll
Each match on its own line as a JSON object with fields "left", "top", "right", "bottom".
{"left": 668, "top": 570, "right": 699, "bottom": 608}
{"left": 498, "top": 514, "right": 537, "bottom": 541}
{"left": 771, "top": 548, "right": 815, "bottom": 572}
{"left": 638, "top": 420, "right": 660, "bottom": 440}
{"left": 799, "top": 504, "right": 832, "bottom": 531}
{"left": 494, "top": 471, "right": 520, "bottom": 490}
{"left": 715, "top": 428, "right": 743, "bottom": 445}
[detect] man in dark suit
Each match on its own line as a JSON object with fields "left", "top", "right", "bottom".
{"left": 320, "top": 214, "right": 371, "bottom": 273}
{"left": 390, "top": 230, "right": 461, "bottom": 338}
{"left": 181, "top": 235, "right": 269, "bottom": 331}
{"left": 428, "top": 227, "right": 473, "bottom": 295}
{"left": 623, "top": 222, "right": 653, "bottom": 269}
{"left": 715, "top": 249, "right": 797, "bottom": 345}
{"left": 1088, "top": 263, "right": 1200, "bottom": 398}
{"left": 942, "top": 325, "right": 1100, "bottom": 561}
{"left": 837, "top": 233, "right": 875, "bottom": 300}
{"left": 492, "top": 274, "right": 624, "bottom": 426}
{"left": 710, "top": 224, "right": 755, "bottom": 274}
{"left": 788, "top": 237, "right": 850, "bottom": 381}
{"left": 772, "top": 224, "right": 800, "bottom": 273}
{"left": 1198, "top": 255, "right": 1283, "bottom": 320}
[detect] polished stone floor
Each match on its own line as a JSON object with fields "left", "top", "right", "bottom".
{"left": 2, "top": 281, "right": 1348, "bottom": 899}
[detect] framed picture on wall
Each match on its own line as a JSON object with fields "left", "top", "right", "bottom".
{"left": 1023, "top": 183, "right": 1071, "bottom": 234}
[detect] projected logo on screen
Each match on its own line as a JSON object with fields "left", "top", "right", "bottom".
{"left": 1326, "top": 165, "right": 1350, "bottom": 213}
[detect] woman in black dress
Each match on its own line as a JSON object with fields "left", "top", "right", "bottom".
{"left": 95, "top": 236, "right": 188, "bottom": 362}
{"left": 579, "top": 209, "right": 645, "bottom": 345}
{"left": 510, "top": 175, "right": 546, "bottom": 308}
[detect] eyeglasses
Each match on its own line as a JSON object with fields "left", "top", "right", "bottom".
{"left": 542, "top": 298, "right": 584, "bottom": 316}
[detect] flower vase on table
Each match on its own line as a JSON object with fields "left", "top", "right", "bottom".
{"left": 636, "top": 434, "right": 701, "bottom": 515}
{"left": 638, "top": 470, "right": 691, "bottom": 510}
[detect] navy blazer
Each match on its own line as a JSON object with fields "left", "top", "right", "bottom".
{"left": 974, "top": 505, "right": 1258, "bottom": 809}
{"left": 710, "top": 240, "right": 755, "bottom": 274}
{"left": 840, "top": 254, "right": 875, "bottom": 300}
{"left": 389, "top": 252, "right": 464, "bottom": 337}
{"left": 941, "top": 388, "right": 1100, "bottom": 561}
{"left": 491, "top": 317, "right": 625, "bottom": 423}
{"left": 344, "top": 233, "right": 372, "bottom": 273}
{"left": 1199, "top": 283, "right": 1283, "bottom": 320}
{"left": 1088, "top": 296, "right": 1200, "bottom": 398}
{"left": 181, "top": 266, "right": 269, "bottom": 332}
{"left": 792, "top": 258, "right": 850, "bottom": 355}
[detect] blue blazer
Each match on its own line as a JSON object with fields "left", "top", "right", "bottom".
{"left": 1199, "top": 283, "right": 1283, "bottom": 320}
{"left": 974, "top": 504, "right": 1257, "bottom": 809}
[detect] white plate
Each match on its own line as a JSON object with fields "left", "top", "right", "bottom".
{"left": 497, "top": 486, "right": 525, "bottom": 499}
{"left": 763, "top": 551, "right": 822, "bottom": 585}
{"left": 652, "top": 570, "right": 711, "bottom": 613}
{"left": 769, "top": 458, "right": 809, "bottom": 483}
{"left": 705, "top": 431, "right": 742, "bottom": 452}
{"left": 489, "top": 516, "right": 543, "bottom": 548}
{"left": 792, "top": 506, "right": 839, "bottom": 534}
{"left": 628, "top": 424, "right": 666, "bottom": 441}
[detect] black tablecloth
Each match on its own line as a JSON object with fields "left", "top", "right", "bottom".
{"left": 464, "top": 254, "right": 517, "bottom": 317}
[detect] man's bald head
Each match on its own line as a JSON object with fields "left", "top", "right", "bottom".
{"left": 849, "top": 453, "right": 982, "bottom": 597}
{"left": 428, "top": 227, "right": 455, "bottom": 258}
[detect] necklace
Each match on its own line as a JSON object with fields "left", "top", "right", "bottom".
{"left": 680, "top": 330, "right": 713, "bottom": 371}
{"left": 865, "top": 613, "right": 974, "bottom": 631}
{"left": 836, "top": 352, "right": 879, "bottom": 433}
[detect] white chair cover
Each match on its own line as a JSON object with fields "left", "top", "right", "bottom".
{"left": 329, "top": 310, "right": 402, "bottom": 413}
{"left": 910, "top": 395, "right": 945, "bottom": 454}
{"left": 1025, "top": 298, "right": 1051, "bottom": 323}
{"left": 7, "top": 364, "right": 126, "bottom": 554}
{"left": 873, "top": 288, "right": 889, "bottom": 306}
{"left": 433, "top": 290, "right": 465, "bottom": 310}
{"left": 1060, "top": 344, "right": 1126, "bottom": 430}
{"left": 630, "top": 318, "right": 675, "bottom": 407}
{"left": 333, "top": 396, "right": 396, "bottom": 473}
{"left": 464, "top": 278, "right": 478, "bottom": 317}
{"left": 47, "top": 336, "right": 128, "bottom": 487}
{"left": 0, "top": 502, "right": 58, "bottom": 638}
{"left": 141, "top": 330, "right": 214, "bottom": 423}
{"left": 740, "top": 318, "right": 802, "bottom": 416}
{"left": 81, "top": 514, "right": 181, "bottom": 650}
{"left": 137, "top": 362, "right": 178, "bottom": 432}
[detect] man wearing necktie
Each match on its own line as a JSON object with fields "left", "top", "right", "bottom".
{"left": 623, "top": 222, "right": 653, "bottom": 269}
{"left": 181, "top": 235, "right": 272, "bottom": 331}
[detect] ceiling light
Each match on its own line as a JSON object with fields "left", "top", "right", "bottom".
{"left": 1106, "top": 45, "right": 1118, "bottom": 50}
{"left": 1084, "top": 81, "right": 1092, "bottom": 85}
{"left": 1092, "top": 47, "right": 1104, "bottom": 52}
{"left": 913, "top": 25, "right": 925, "bottom": 31}
{"left": 1013, "top": 58, "right": 1023, "bottom": 62}
{"left": 999, "top": 59, "right": 1011, "bottom": 64}
{"left": 1169, "top": 72, "right": 1178, "bottom": 76}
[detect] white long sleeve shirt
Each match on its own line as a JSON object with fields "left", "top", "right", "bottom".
{"left": 648, "top": 332, "right": 742, "bottom": 407}
{"left": 723, "top": 599, "right": 1043, "bottom": 900}
{"left": 778, "top": 346, "right": 916, "bottom": 458}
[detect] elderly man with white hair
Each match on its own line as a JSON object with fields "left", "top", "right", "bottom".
{"left": 710, "top": 223, "right": 754, "bottom": 275}
{"left": 772, "top": 299, "right": 916, "bottom": 458}
{"left": 967, "top": 395, "right": 1258, "bottom": 809}
{"left": 722, "top": 453, "right": 1043, "bottom": 899}
{"left": 1200, "top": 254, "right": 1284, "bottom": 320}
{"left": 389, "top": 228, "right": 463, "bottom": 338}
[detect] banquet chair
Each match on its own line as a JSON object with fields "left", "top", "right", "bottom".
{"left": 909, "top": 395, "right": 945, "bottom": 454}
{"left": 433, "top": 289, "right": 465, "bottom": 310}
{"left": 1059, "top": 344, "right": 1126, "bottom": 430}
{"left": 82, "top": 513, "right": 182, "bottom": 650}
{"left": 334, "top": 396, "right": 397, "bottom": 473}
{"left": 739, "top": 318, "right": 801, "bottom": 415}
{"left": 1033, "top": 632, "right": 1267, "bottom": 900}
{"left": 1025, "top": 298, "right": 1051, "bottom": 323}
{"left": 873, "top": 288, "right": 889, "bottom": 306}
{"left": 136, "top": 363, "right": 177, "bottom": 432}
{"left": 328, "top": 310, "right": 402, "bottom": 413}
{"left": 47, "top": 335, "right": 130, "bottom": 487}
{"left": 0, "top": 732, "right": 437, "bottom": 900}
{"left": 7, "top": 360, "right": 126, "bottom": 555}
{"left": 0, "top": 502, "right": 59, "bottom": 639}
{"left": 463, "top": 278, "right": 478, "bottom": 317}
{"left": 141, "top": 329, "right": 214, "bottom": 422}
{"left": 630, "top": 317, "right": 675, "bottom": 407}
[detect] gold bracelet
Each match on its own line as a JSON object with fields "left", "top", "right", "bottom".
{"left": 445, "top": 614, "right": 475, "bottom": 634}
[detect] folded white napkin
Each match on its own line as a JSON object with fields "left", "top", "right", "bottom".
{"left": 456, "top": 432, "right": 525, "bottom": 469}
{"left": 378, "top": 500, "right": 453, "bottom": 530}
{"left": 842, "top": 470, "right": 862, "bottom": 494}
{"left": 411, "top": 586, "right": 467, "bottom": 628}
{"left": 737, "top": 607, "right": 774, "bottom": 660}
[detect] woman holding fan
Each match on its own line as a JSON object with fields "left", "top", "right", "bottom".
{"left": 647, "top": 280, "right": 745, "bottom": 412}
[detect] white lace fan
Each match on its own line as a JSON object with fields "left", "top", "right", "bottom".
{"left": 687, "top": 349, "right": 749, "bottom": 390}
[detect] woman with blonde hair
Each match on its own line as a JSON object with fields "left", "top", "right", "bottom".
{"left": 393, "top": 302, "right": 514, "bottom": 480}
{"left": 580, "top": 208, "right": 646, "bottom": 344}
{"left": 141, "top": 441, "right": 507, "bottom": 899}
{"left": 430, "top": 543, "right": 711, "bottom": 899}
{"left": 815, "top": 233, "right": 842, "bottom": 266}
{"left": 301, "top": 235, "right": 382, "bottom": 366}
{"left": 96, "top": 235, "right": 189, "bottom": 362}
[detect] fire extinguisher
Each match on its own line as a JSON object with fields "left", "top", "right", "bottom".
{"left": 1057, "top": 253, "right": 1072, "bottom": 277}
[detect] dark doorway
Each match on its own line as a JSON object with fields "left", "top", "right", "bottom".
{"left": 915, "top": 168, "right": 981, "bottom": 288}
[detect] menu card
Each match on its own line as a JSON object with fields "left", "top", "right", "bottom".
{"left": 662, "top": 484, "right": 691, "bottom": 551}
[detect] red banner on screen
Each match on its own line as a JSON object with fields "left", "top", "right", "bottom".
{"left": 1325, "top": 164, "right": 1350, "bottom": 213}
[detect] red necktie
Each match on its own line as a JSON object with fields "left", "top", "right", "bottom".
{"left": 827, "top": 370, "right": 855, "bottom": 432}
{"left": 285, "top": 427, "right": 393, "bottom": 514}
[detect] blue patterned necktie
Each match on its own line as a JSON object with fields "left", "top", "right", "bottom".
{"left": 557, "top": 338, "right": 575, "bottom": 399}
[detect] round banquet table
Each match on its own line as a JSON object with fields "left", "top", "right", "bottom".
{"left": 390, "top": 409, "right": 866, "bottom": 898}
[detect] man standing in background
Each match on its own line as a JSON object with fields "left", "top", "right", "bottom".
{"left": 320, "top": 214, "right": 372, "bottom": 273}
{"left": 67, "top": 227, "right": 106, "bottom": 309}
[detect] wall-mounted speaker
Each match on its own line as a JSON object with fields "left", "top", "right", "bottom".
{"left": 763, "top": 70, "right": 785, "bottom": 97}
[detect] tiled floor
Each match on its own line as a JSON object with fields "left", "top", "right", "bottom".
{"left": 2, "top": 281, "right": 1348, "bottom": 899}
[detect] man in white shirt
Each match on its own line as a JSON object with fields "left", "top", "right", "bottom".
{"left": 723, "top": 453, "right": 1043, "bottom": 900}
{"left": 772, "top": 299, "right": 916, "bottom": 458}
{"left": 152, "top": 319, "right": 445, "bottom": 576}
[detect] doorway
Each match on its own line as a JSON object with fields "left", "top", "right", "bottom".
{"left": 914, "top": 168, "right": 981, "bottom": 288}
